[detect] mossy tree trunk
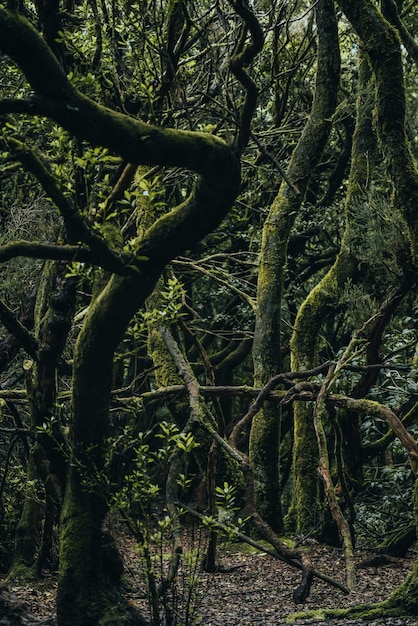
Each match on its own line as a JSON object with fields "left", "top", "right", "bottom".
{"left": 285, "top": 53, "right": 377, "bottom": 534}
{"left": 57, "top": 272, "right": 158, "bottom": 626}
{"left": 250, "top": 0, "right": 340, "bottom": 530}
{"left": 338, "top": 0, "right": 418, "bottom": 256}
{"left": 293, "top": 0, "right": 418, "bottom": 618}
{"left": 8, "top": 262, "right": 75, "bottom": 580}
{"left": 7, "top": 456, "right": 43, "bottom": 582}
{"left": 0, "top": 9, "right": 241, "bottom": 624}
{"left": 334, "top": 0, "right": 418, "bottom": 615}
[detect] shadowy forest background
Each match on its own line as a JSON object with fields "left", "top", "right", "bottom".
{"left": 0, "top": 0, "right": 418, "bottom": 624}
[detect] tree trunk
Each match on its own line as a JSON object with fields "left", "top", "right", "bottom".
{"left": 250, "top": 0, "right": 340, "bottom": 530}
{"left": 7, "top": 455, "right": 42, "bottom": 581}
{"left": 57, "top": 273, "right": 157, "bottom": 626}
{"left": 8, "top": 263, "right": 75, "bottom": 580}
{"left": 285, "top": 53, "right": 377, "bottom": 533}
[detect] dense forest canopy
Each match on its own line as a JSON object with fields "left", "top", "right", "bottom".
{"left": 0, "top": 0, "right": 418, "bottom": 624}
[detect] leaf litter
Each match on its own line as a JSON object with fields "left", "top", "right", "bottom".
{"left": 3, "top": 537, "right": 418, "bottom": 625}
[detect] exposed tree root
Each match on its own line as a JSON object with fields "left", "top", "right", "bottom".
{"left": 289, "top": 598, "right": 414, "bottom": 622}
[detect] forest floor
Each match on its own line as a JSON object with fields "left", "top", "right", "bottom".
{"left": 4, "top": 531, "right": 418, "bottom": 625}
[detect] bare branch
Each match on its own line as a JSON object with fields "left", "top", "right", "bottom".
{"left": 228, "top": 0, "right": 264, "bottom": 152}
{"left": 0, "top": 300, "right": 38, "bottom": 362}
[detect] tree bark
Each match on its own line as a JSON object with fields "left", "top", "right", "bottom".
{"left": 8, "top": 263, "right": 75, "bottom": 581}
{"left": 250, "top": 0, "right": 340, "bottom": 530}
{"left": 0, "top": 9, "right": 240, "bottom": 624}
{"left": 286, "top": 50, "right": 377, "bottom": 533}
{"left": 292, "top": 0, "right": 418, "bottom": 617}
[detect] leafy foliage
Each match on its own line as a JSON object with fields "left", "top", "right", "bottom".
{"left": 0, "top": 0, "right": 418, "bottom": 623}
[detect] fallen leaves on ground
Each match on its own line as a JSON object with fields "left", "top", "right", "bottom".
{"left": 3, "top": 537, "right": 418, "bottom": 625}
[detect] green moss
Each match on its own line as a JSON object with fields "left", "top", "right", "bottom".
{"left": 250, "top": 0, "right": 340, "bottom": 529}
{"left": 6, "top": 562, "right": 37, "bottom": 583}
{"left": 34, "top": 261, "right": 58, "bottom": 336}
{"left": 286, "top": 51, "right": 377, "bottom": 534}
{"left": 148, "top": 327, "right": 184, "bottom": 395}
{"left": 249, "top": 402, "right": 282, "bottom": 530}
{"left": 57, "top": 472, "right": 111, "bottom": 626}
{"left": 284, "top": 402, "right": 320, "bottom": 533}
{"left": 286, "top": 255, "right": 352, "bottom": 532}
{"left": 7, "top": 456, "right": 43, "bottom": 581}
{"left": 338, "top": 0, "right": 418, "bottom": 264}
{"left": 290, "top": 601, "right": 412, "bottom": 622}
{"left": 98, "top": 601, "right": 146, "bottom": 626}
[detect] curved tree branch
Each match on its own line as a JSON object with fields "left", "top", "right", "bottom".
{"left": 0, "top": 241, "right": 92, "bottom": 264}
{"left": 0, "top": 8, "right": 241, "bottom": 272}
{"left": 0, "top": 299, "right": 39, "bottom": 361}
{"left": 0, "top": 10, "right": 237, "bottom": 176}
{"left": 228, "top": 0, "right": 264, "bottom": 152}
{"left": 329, "top": 395, "right": 418, "bottom": 477}
{"left": 0, "top": 134, "right": 132, "bottom": 271}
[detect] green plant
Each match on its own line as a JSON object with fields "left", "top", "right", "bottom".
{"left": 110, "top": 422, "right": 204, "bottom": 625}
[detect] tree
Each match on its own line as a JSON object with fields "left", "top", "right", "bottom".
{"left": 250, "top": 0, "right": 341, "bottom": 533}
{"left": 301, "top": 0, "right": 418, "bottom": 617}
{"left": 0, "top": 4, "right": 242, "bottom": 624}
{"left": 1, "top": 0, "right": 418, "bottom": 623}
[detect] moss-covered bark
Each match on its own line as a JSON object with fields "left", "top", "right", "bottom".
{"left": 285, "top": 52, "right": 377, "bottom": 533}
{"left": 57, "top": 271, "right": 163, "bottom": 626}
{"left": 134, "top": 170, "right": 188, "bottom": 423}
{"left": 292, "top": 0, "right": 418, "bottom": 617}
{"left": 337, "top": 0, "right": 418, "bottom": 263}
{"left": 32, "top": 266, "right": 75, "bottom": 494}
{"left": 250, "top": 0, "right": 340, "bottom": 530}
{"left": 8, "top": 263, "right": 75, "bottom": 580}
{"left": 58, "top": 467, "right": 146, "bottom": 626}
{"left": 6, "top": 455, "right": 42, "bottom": 582}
